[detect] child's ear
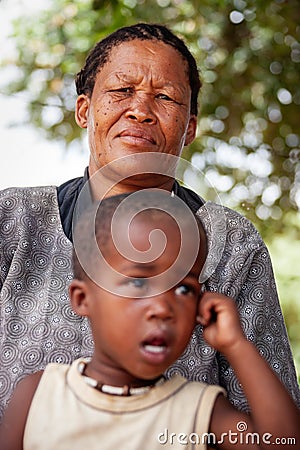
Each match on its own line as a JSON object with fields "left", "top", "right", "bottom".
{"left": 196, "top": 308, "right": 202, "bottom": 325}
{"left": 69, "top": 279, "right": 90, "bottom": 317}
{"left": 196, "top": 285, "right": 205, "bottom": 325}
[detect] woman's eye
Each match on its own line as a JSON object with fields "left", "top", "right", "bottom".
{"left": 115, "top": 87, "right": 133, "bottom": 94}
{"left": 156, "top": 93, "right": 173, "bottom": 101}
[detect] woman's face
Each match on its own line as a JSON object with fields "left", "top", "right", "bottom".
{"left": 75, "top": 39, "right": 197, "bottom": 182}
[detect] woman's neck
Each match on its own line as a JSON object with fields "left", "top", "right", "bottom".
{"left": 89, "top": 171, "right": 175, "bottom": 200}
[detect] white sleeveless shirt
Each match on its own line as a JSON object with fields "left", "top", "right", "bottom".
{"left": 24, "top": 358, "right": 225, "bottom": 450}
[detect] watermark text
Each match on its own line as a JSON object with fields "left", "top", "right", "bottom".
{"left": 157, "top": 422, "right": 297, "bottom": 446}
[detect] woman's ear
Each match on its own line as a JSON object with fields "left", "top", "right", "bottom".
{"left": 184, "top": 115, "right": 197, "bottom": 146}
{"left": 69, "top": 279, "right": 90, "bottom": 317}
{"left": 75, "top": 94, "right": 90, "bottom": 129}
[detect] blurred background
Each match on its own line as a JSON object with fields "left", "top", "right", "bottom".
{"left": 0, "top": 0, "right": 299, "bottom": 379}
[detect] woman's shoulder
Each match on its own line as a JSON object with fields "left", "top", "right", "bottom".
{"left": 0, "top": 185, "right": 57, "bottom": 199}
{"left": 0, "top": 185, "right": 59, "bottom": 215}
{"left": 197, "top": 200, "right": 263, "bottom": 247}
{"left": 197, "top": 201, "right": 267, "bottom": 286}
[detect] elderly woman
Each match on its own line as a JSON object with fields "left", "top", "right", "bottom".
{"left": 0, "top": 23, "right": 299, "bottom": 418}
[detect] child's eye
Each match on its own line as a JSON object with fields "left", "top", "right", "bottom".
{"left": 128, "top": 278, "right": 147, "bottom": 289}
{"left": 116, "top": 277, "right": 149, "bottom": 298}
{"left": 175, "top": 284, "right": 196, "bottom": 297}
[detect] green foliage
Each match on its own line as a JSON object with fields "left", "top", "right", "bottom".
{"left": 1, "top": 0, "right": 299, "bottom": 380}
{"left": 1, "top": 0, "right": 300, "bottom": 235}
{"left": 267, "top": 233, "right": 300, "bottom": 381}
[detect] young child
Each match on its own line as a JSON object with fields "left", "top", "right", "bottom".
{"left": 1, "top": 190, "right": 299, "bottom": 450}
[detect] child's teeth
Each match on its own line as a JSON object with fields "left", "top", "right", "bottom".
{"left": 144, "top": 345, "right": 165, "bottom": 353}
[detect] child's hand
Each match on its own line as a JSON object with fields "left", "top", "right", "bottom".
{"left": 196, "top": 292, "right": 246, "bottom": 355}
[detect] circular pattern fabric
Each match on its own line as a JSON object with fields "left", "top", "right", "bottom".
{"left": 0, "top": 188, "right": 299, "bottom": 420}
{"left": 0, "top": 187, "right": 94, "bottom": 419}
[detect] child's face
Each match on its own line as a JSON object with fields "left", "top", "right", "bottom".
{"left": 71, "top": 214, "right": 204, "bottom": 384}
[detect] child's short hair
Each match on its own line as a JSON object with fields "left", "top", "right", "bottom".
{"left": 72, "top": 190, "right": 206, "bottom": 283}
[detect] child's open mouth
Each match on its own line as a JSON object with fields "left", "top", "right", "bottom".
{"left": 141, "top": 335, "right": 170, "bottom": 364}
{"left": 143, "top": 338, "right": 167, "bottom": 354}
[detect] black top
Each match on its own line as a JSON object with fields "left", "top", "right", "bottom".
{"left": 56, "top": 167, "right": 205, "bottom": 242}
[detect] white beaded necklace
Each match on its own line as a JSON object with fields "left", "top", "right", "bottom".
{"left": 78, "top": 360, "right": 166, "bottom": 396}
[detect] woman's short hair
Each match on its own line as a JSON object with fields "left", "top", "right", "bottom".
{"left": 75, "top": 23, "right": 201, "bottom": 116}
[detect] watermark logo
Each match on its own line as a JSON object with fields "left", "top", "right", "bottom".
{"left": 72, "top": 152, "right": 227, "bottom": 296}
{"left": 236, "top": 420, "right": 248, "bottom": 432}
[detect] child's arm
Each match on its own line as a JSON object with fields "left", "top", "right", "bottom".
{"left": 0, "top": 371, "right": 43, "bottom": 450}
{"left": 197, "top": 291, "right": 300, "bottom": 450}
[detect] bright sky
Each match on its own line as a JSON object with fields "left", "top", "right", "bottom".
{"left": 0, "top": 0, "right": 89, "bottom": 190}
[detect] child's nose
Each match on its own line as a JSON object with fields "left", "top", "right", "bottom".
{"left": 145, "top": 294, "right": 174, "bottom": 321}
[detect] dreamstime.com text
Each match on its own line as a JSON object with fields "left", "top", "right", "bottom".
{"left": 157, "top": 422, "right": 297, "bottom": 446}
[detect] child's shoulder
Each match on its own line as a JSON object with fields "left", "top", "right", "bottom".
{"left": 168, "top": 374, "right": 226, "bottom": 408}
{"left": 0, "top": 370, "right": 45, "bottom": 450}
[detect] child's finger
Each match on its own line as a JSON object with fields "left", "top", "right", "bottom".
{"left": 197, "top": 291, "right": 240, "bottom": 329}
{"left": 196, "top": 292, "right": 220, "bottom": 325}
{"left": 198, "top": 291, "right": 221, "bottom": 315}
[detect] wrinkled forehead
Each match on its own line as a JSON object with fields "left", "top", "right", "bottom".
{"left": 100, "top": 38, "right": 189, "bottom": 77}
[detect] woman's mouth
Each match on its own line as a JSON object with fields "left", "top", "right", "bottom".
{"left": 118, "top": 129, "right": 156, "bottom": 146}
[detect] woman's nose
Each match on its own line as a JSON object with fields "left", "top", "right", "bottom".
{"left": 125, "top": 95, "right": 156, "bottom": 124}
